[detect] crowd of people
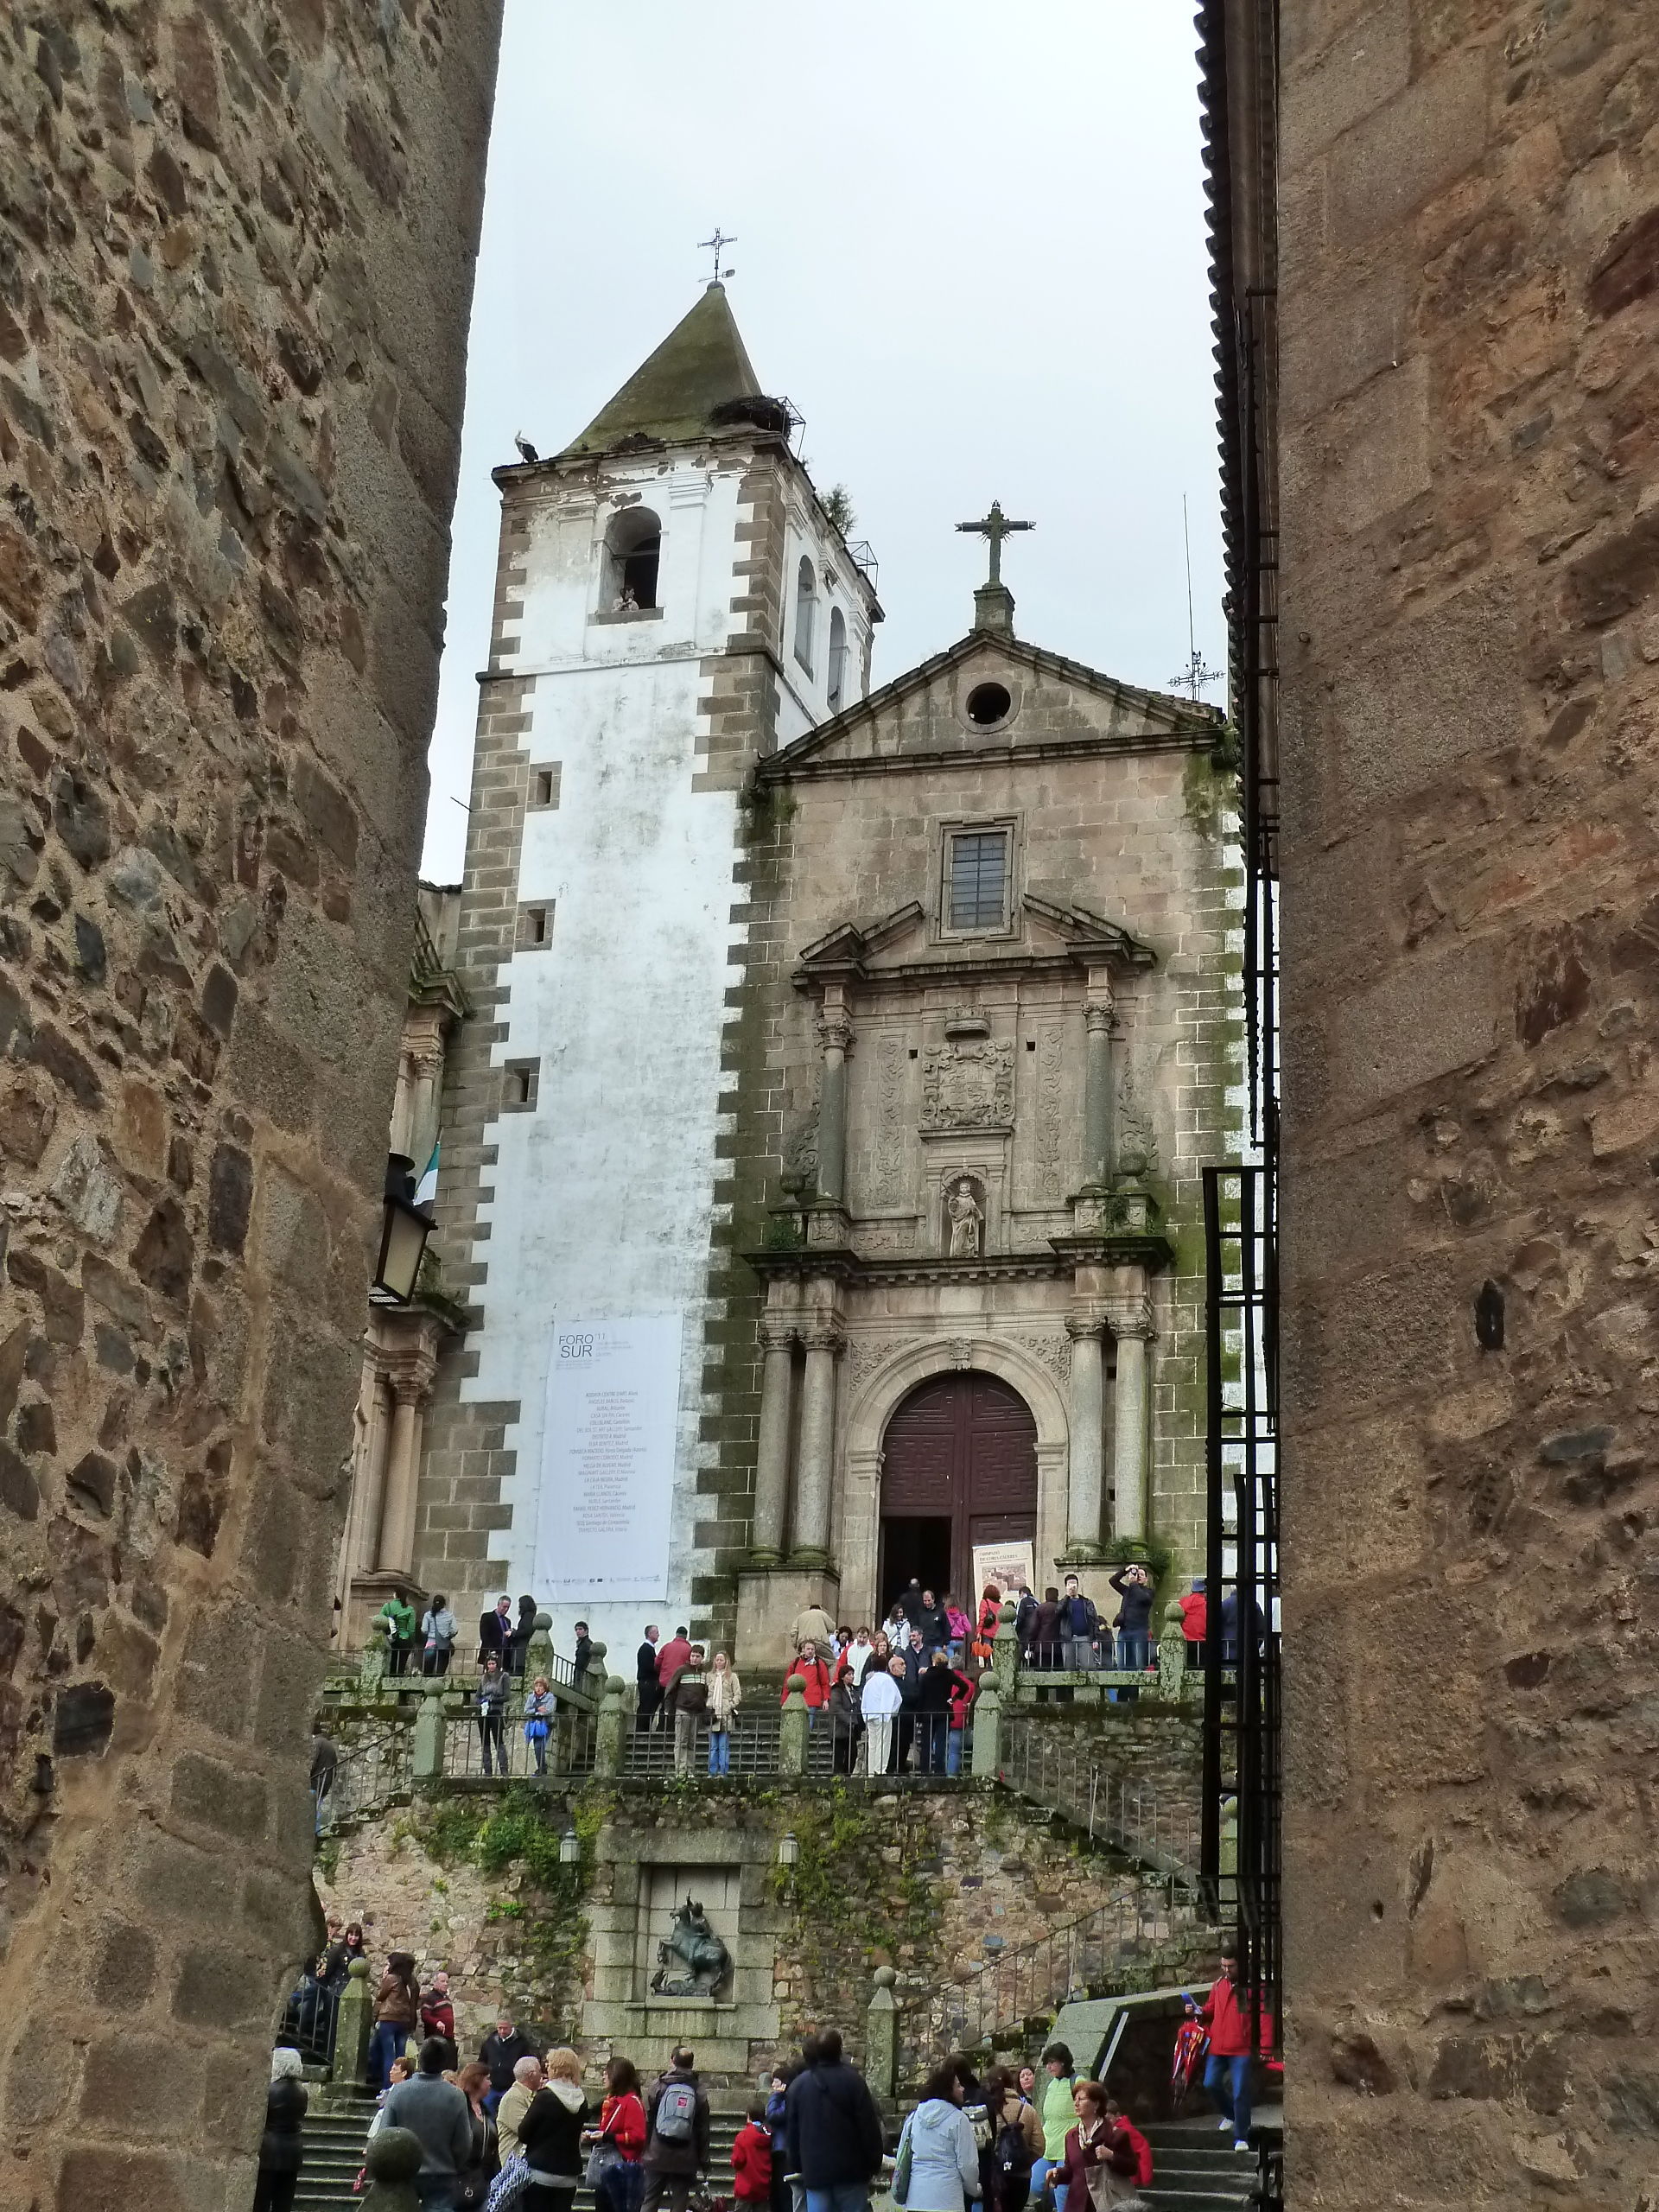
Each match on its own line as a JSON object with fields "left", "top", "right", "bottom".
{"left": 263, "top": 1937, "right": 1267, "bottom": 2212}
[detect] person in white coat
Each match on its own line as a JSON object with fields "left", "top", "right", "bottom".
{"left": 895, "top": 2066, "right": 982, "bottom": 2212}
{"left": 860, "top": 1655, "right": 905, "bottom": 1777}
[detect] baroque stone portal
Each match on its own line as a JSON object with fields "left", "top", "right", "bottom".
{"left": 650, "top": 1895, "right": 731, "bottom": 1997}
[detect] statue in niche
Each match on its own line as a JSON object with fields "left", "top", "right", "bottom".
{"left": 946, "top": 1179, "right": 984, "bottom": 1259}
{"left": 651, "top": 1895, "right": 730, "bottom": 1998}
{"left": 1116, "top": 1052, "right": 1158, "bottom": 1178}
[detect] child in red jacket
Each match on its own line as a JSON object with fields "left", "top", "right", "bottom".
{"left": 732, "top": 2101, "right": 773, "bottom": 2202}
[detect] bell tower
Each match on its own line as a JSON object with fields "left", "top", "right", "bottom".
{"left": 418, "top": 286, "right": 881, "bottom": 1658}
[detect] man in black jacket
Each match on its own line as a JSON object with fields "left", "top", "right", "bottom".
{"left": 479, "top": 1594, "right": 512, "bottom": 1666}
{"left": 785, "top": 2029, "right": 885, "bottom": 2212}
{"left": 643, "top": 2045, "right": 711, "bottom": 2212}
{"left": 636, "top": 1624, "right": 664, "bottom": 1733}
{"left": 479, "top": 2013, "right": 535, "bottom": 2113}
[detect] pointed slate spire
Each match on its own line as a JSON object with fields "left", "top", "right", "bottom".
{"left": 560, "top": 283, "right": 766, "bottom": 457}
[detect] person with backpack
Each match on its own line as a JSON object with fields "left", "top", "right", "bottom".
{"left": 784, "top": 2026, "right": 886, "bottom": 2212}
{"left": 641, "top": 2046, "right": 710, "bottom": 2212}
{"left": 978, "top": 2068, "right": 1041, "bottom": 2212}
{"left": 1030, "top": 2043, "right": 1077, "bottom": 2212}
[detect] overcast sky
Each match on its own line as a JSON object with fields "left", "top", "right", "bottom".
{"left": 420, "top": 0, "right": 1222, "bottom": 883}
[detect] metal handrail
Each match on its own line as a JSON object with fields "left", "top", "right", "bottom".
{"left": 1000, "top": 1717, "right": 1202, "bottom": 1878}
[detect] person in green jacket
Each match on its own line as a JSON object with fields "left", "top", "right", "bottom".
{"left": 378, "top": 1587, "right": 416, "bottom": 1675}
{"left": 1033, "top": 2043, "right": 1077, "bottom": 2212}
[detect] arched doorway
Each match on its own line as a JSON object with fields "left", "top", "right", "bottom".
{"left": 879, "top": 1372, "right": 1038, "bottom": 1614}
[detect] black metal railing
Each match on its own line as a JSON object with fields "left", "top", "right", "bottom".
{"left": 1202, "top": 1165, "right": 1281, "bottom": 2058}
{"left": 317, "top": 1726, "right": 411, "bottom": 1834}
{"left": 899, "top": 1880, "right": 1196, "bottom": 2075}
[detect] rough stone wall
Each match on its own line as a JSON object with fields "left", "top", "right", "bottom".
{"left": 0, "top": 6, "right": 501, "bottom": 2205}
{"left": 1274, "top": 4, "right": 1659, "bottom": 2204}
{"left": 318, "top": 1779, "right": 1208, "bottom": 2084}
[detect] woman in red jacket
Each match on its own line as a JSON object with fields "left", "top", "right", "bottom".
{"left": 588, "top": 2055, "right": 647, "bottom": 2212}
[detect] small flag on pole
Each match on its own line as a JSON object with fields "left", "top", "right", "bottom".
{"left": 414, "top": 1139, "right": 440, "bottom": 1211}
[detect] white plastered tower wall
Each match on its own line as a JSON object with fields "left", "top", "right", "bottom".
{"left": 413, "top": 285, "right": 879, "bottom": 1662}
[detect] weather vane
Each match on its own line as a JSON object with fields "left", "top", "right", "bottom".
{"left": 1170, "top": 493, "right": 1223, "bottom": 703}
{"left": 957, "top": 499, "right": 1033, "bottom": 586}
{"left": 697, "top": 229, "right": 737, "bottom": 284}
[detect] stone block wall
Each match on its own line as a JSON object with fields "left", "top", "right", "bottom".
{"left": 1274, "top": 3, "right": 1659, "bottom": 2204}
{"left": 318, "top": 1777, "right": 1217, "bottom": 2090}
{"left": 0, "top": 6, "right": 501, "bottom": 2204}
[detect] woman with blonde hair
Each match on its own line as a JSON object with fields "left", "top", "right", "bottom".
{"left": 519, "top": 2046, "right": 591, "bottom": 2212}
{"left": 707, "top": 1649, "right": 742, "bottom": 1777}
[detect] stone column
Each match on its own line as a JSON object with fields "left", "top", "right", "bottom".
{"left": 866, "top": 1968, "right": 899, "bottom": 2098}
{"left": 970, "top": 1681, "right": 1003, "bottom": 1778}
{"left": 815, "top": 1004, "right": 854, "bottom": 1205}
{"left": 376, "top": 1358, "right": 435, "bottom": 1578}
{"left": 406, "top": 1040, "right": 443, "bottom": 1170}
{"left": 750, "top": 1319, "right": 798, "bottom": 1563}
{"left": 1110, "top": 1312, "right": 1154, "bottom": 1543}
{"left": 779, "top": 1675, "right": 809, "bottom": 1775}
{"left": 1065, "top": 1316, "right": 1108, "bottom": 1559}
{"left": 1082, "top": 988, "right": 1116, "bottom": 1188}
{"left": 791, "top": 1319, "right": 842, "bottom": 1566}
{"left": 353, "top": 1367, "right": 393, "bottom": 1577}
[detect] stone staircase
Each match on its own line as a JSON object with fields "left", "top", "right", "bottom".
{"left": 292, "top": 2091, "right": 749, "bottom": 2210}
{"left": 294, "top": 2090, "right": 378, "bottom": 2209}
{"left": 1140, "top": 2118, "right": 1259, "bottom": 2212}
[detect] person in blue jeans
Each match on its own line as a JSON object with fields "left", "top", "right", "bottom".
{"left": 1188, "top": 1951, "right": 1257, "bottom": 2152}
{"left": 707, "top": 1651, "right": 741, "bottom": 1776}
{"left": 1032, "top": 2042, "right": 1077, "bottom": 2212}
{"left": 1108, "top": 1564, "right": 1154, "bottom": 1703}
{"left": 368, "top": 1952, "right": 419, "bottom": 2090}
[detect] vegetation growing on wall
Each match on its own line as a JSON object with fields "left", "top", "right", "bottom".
{"left": 422, "top": 1783, "right": 613, "bottom": 2040}
{"left": 770, "top": 1783, "right": 942, "bottom": 2012}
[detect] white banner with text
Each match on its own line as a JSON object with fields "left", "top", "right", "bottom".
{"left": 537, "top": 1313, "right": 682, "bottom": 1602}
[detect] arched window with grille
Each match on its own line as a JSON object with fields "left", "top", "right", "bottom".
{"left": 826, "top": 606, "right": 848, "bottom": 712}
{"left": 793, "top": 556, "right": 817, "bottom": 674}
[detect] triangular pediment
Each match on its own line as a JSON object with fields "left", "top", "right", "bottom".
{"left": 761, "top": 629, "right": 1223, "bottom": 780}
{"left": 795, "top": 895, "right": 1153, "bottom": 983}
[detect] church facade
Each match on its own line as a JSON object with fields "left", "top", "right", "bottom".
{"left": 402, "top": 286, "right": 1242, "bottom": 1666}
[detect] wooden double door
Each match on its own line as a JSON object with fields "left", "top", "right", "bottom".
{"left": 878, "top": 1372, "right": 1038, "bottom": 1615}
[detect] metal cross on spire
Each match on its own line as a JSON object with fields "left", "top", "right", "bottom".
{"left": 957, "top": 500, "right": 1034, "bottom": 585}
{"left": 697, "top": 228, "right": 737, "bottom": 284}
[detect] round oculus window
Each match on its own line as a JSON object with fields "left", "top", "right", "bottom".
{"left": 965, "top": 681, "right": 1013, "bottom": 727}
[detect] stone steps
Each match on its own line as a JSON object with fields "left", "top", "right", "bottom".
{"left": 292, "top": 2094, "right": 751, "bottom": 2210}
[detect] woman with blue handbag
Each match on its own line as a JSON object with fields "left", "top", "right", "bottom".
{"left": 524, "top": 1675, "right": 556, "bottom": 1776}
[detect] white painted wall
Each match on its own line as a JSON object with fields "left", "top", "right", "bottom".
{"left": 449, "top": 441, "right": 877, "bottom": 1662}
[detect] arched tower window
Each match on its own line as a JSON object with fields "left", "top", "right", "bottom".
{"left": 793, "top": 556, "right": 817, "bottom": 674}
{"left": 603, "top": 507, "right": 661, "bottom": 611}
{"left": 826, "top": 606, "right": 848, "bottom": 712}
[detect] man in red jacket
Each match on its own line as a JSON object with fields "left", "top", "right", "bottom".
{"left": 1187, "top": 1950, "right": 1259, "bottom": 2152}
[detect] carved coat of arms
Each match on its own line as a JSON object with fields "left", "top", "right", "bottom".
{"left": 920, "top": 1038, "right": 1015, "bottom": 1131}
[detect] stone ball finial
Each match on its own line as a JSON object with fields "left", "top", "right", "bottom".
{"left": 874, "top": 1965, "right": 897, "bottom": 1990}
{"left": 347, "top": 1957, "right": 370, "bottom": 1980}
{"left": 1163, "top": 1599, "right": 1185, "bottom": 1626}
{"left": 365, "top": 2124, "right": 423, "bottom": 2183}
{"left": 589, "top": 1639, "right": 607, "bottom": 1662}
{"left": 533, "top": 1610, "right": 552, "bottom": 1632}
{"left": 784, "top": 1672, "right": 806, "bottom": 1695}
{"left": 997, "top": 1599, "right": 1016, "bottom": 1625}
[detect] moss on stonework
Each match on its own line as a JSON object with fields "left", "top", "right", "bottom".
{"left": 419, "top": 1783, "right": 613, "bottom": 2042}
{"left": 770, "top": 1783, "right": 941, "bottom": 2008}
